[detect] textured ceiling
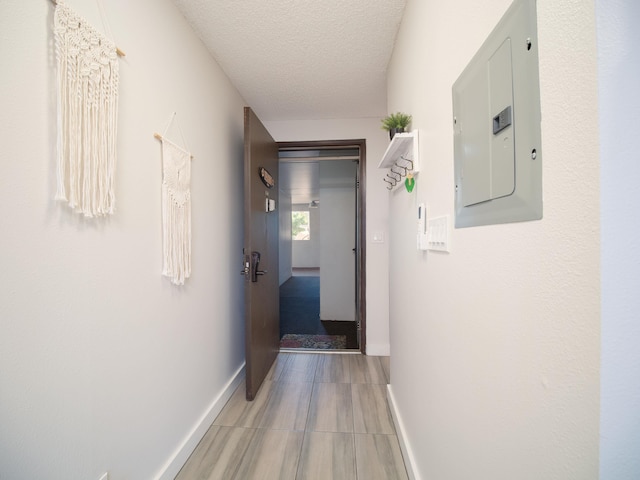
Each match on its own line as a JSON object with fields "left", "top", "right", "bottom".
{"left": 172, "top": 0, "right": 407, "bottom": 122}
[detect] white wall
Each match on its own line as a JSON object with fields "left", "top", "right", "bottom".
{"left": 291, "top": 204, "right": 320, "bottom": 267}
{"left": 319, "top": 186, "right": 356, "bottom": 321}
{"left": 386, "top": 1, "right": 600, "bottom": 479}
{"left": 266, "top": 118, "right": 391, "bottom": 355}
{"left": 0, "top": 2, "right": 247, "bottom": 479}
{"left": 597, "top": 1, "right": 640, "bottom": 478}
{"left": 278, "top": 188, "right": 293, "bottom": 285}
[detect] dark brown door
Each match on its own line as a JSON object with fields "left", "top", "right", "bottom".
{"left": 243, "top": 107, "right": 280, "bottom": 401}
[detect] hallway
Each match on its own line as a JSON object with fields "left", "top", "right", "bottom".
{"left": 175, "top": 353, "right": 407, "bottom": 479}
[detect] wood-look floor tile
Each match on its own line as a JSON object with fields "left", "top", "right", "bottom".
{"left": 259, "top": 380, "right": 313, "bottom": 431}
{"left": 233, "top": 429, "right": 304, "bottom": 480}
{"left": 280, "top": 353, "right": 319, "bottom": 383}
{"left": 266, "top": 353, "right": 291, "bottom": 381}
{"left": 179, "top": 353, "right": 406, "bottom": 479}
{"left": 306, "top": 383, "right": 353, "bottom": 433}
{"left": 355, "top": 434, "right": 408, "bottom": 480}
{"left": 175, "top": 426, "right": 255, "bottom": 480}
{"left": 315, "top": 354, "right": 351, "bottom": 383}
{"left": 213, "top": 380, "right": 273, "bottom": 428}
{"left": 349, "top": 355, "right": 387, "bottom": 384}
{"left": 380, "top": 356, "right": 390, "bottom": 384}
{"left": 351, "top": 384, "right": 395, "bottom": 434}
{"left": 296, "top": 432, "right": 356, "bottom": 480}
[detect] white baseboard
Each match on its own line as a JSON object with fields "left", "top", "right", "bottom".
{"left": 155, "top": 363, "right": 245, "bottom": 480}
{"left": 366, "top": 343, "right": 390, "bottom": 356}
{"left": 387, "top": 384, "right": 420, "bottom": 480}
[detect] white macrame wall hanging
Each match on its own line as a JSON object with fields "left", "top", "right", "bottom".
{"left": 156, "top": 115, "right": 193, "bottom": 285}
{"left": 54, "top": 0, "right": 120, "bottom": 216}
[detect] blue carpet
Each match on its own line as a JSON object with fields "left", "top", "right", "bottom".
{"left": 279, "top": 276, "right": 321, "bottom": 336}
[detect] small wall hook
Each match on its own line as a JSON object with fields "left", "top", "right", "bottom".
{"left": 387, "top": 171, "right": 401, "bottom": 182}
{"left": 392, "top": 164, "right": 407, "bottom": 177}
{"left": 400, "top": 156, "right": 414, "bottom": 170}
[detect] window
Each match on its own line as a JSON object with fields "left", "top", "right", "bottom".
{"left": 292, "top": 211, "right": 310, "bottom": 240}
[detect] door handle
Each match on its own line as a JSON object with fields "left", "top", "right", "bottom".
{"left": 251, "top": 251, "right": 267, "bottom": 282}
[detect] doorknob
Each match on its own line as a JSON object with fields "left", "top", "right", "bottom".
{"left": 250, "top": 251, "right": 267, "bottom": 282}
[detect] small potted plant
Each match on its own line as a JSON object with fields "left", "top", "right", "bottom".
{"left": 381, "top": 112, "right": 412, "bottom": 140}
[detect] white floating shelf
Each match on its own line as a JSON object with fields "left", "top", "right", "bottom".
{"left": 378, "top": 131, "right": 420, "bottom": 171}
{"left": 379, "top": 131, "right": 420, "bottom": 191}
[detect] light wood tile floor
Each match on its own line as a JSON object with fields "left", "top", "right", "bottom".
{"left": 175, "top": 353, "right": 407, "bottom": 480}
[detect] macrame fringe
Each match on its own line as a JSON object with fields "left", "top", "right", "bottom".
{"left": 162, "top": 190, "right": 192, "bottom": 285}
{"left": 54, "top": 2, "right": 119, "bottom": 216}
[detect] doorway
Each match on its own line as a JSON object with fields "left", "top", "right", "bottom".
{"left": 277, "top": 140, "right": 366, "bottom": 353}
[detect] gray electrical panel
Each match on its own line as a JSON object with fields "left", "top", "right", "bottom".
{"left": 452, "top": 0, "right": 542, "bottom": 228}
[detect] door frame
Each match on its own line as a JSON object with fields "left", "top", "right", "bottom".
{"left": 278, "top": 139, "right": 367, "bottom": 354}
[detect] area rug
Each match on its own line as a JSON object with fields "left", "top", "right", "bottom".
{"left": 280, "top": 334, "right": 347, "bottom": 350}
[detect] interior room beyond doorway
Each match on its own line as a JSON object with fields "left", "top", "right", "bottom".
{"left": 277, "top": 141, "right": 365, "bottom": 351}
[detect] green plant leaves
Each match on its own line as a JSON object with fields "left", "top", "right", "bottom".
{"left": 381, "top": 112, "right": 412, "bottom": 131}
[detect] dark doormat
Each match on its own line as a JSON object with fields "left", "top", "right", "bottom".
{"left": 280, "top": 334, "right": 346, "bottom": 349}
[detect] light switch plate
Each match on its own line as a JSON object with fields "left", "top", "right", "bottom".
{"left": 427, "top": 215, "right": 451, "bottom": 252}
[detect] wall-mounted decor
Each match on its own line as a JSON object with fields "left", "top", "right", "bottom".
{"left": 53, "top": 0, "right": 121, "bottom": 216}
{"left": 378, "top": 130, "right": 420, "bottom": 191}
{"left": 259, "top": 167, "right": 275, "bottom": 188}
{"left": 155, "top": 114, "right": 193, "bottom": 285}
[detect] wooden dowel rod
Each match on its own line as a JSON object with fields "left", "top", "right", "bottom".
{"left": 154, "top": 133, "right": 194, "bottom": 159}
